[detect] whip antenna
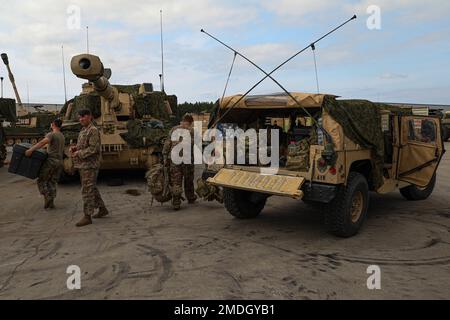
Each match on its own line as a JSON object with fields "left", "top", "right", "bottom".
{"left": 202, "top": 15, "right": 357, "bottom": 129}
{"left": 61, "top": 45, "right": 68, "bottom": 102}
{"left": 311, "top": 44, "right": 320, "bottom": 94}
{"left": 160, "top": 9, "right": 165, "bottom": 92}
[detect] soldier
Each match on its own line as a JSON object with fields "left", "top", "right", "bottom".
{"left": 25, "top": 118, "right": 65, "bottom": 209}
{"left": 163, "top": 114, "right": 197, "bottom": 210}
{"left": 70, "top": 109, "right": 108, "bottom": 227}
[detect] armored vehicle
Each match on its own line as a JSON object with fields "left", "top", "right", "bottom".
{"left": 0, "top": 98, "right": 16, "bottom": 166}
{"left": 1, "top": 53, "right": 57, "bottom": 146}
{"left": 205, "top": 93, "right": 445, "bottom": 237}
{"left": 59, "top": 53, "right": 176, "bottom": 179}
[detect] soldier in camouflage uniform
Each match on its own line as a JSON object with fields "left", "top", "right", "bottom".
{"left": 163, "top": 114, "right": 197, "bottom": 210}
{"left": 25, "top": 119, "right": 65, "bottom": 209}
{"left": 70, "top": 109, "right": 108, "bottom": 227}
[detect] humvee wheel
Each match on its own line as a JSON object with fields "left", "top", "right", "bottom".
{"left": 400, "top": 175, "right": 436, "bottom": 201}
{"left": 223, "top": 188, "right": 267, "bottom": 219}
{"left": 324, "top": 172, "right": 369, "bottom": 238}
{"left": 442, "top": 127, "right": 449, "bottom": 142}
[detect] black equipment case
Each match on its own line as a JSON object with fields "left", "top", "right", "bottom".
{"left": 8, "top": 143, "right": 48, "bottom": 179}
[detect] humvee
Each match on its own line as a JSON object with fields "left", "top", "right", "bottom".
{"left": 205, "top": 93, "right": 445, "bottom": 237}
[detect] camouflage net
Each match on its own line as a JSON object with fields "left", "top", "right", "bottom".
{"left": 120, "top": 119, "right": 168, "bottom": 149}
{"left": 0, "top": 98, "right": 17, "bottom": 122}
{"left": 59, "top": 94, "right": 102, "bottom": 121}
{"left": 323, "top": 97, "right": 391, "bottom": 189}
{"left": 18, "top": 112, "right": 57, "bottom": 129}
{"left": 114, "top": 84, "right": 171, "bottom": 120}
{"left": 166, "top": 94, "right": 178, "bottom": 117}
{"left": 61, "top": 122, "right": 83, "bottom": 144}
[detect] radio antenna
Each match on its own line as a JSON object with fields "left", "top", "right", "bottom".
{"left": 86, "top": 26, "right": 90, "bottom": 54}
{"left": 160, "top": 9, "right": 165, "bottom": 92}
{"left": 61, "top": 45, "right": 68, "bottom": 102}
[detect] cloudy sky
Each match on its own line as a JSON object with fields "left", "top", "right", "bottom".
{"left": 0, "top": 0, "right": 449, "bottom": 105}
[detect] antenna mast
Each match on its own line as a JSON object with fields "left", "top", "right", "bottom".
{"left": 86, "top": 26, "right": 90, "bottom": 54}
{"left": 61, "top": 45, "right": 68, "bottom": 102}
{"left": 160, "top": 9, "right": 165, "bottom": 92}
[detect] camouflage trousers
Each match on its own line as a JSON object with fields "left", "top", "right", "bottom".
{"left": 169, "top": 164, "right": 196, "bottom": 206}
{"left": 37, "top": 158, "right": 62, "bottom": 200}
{"left": 79, "top": 168, "right": 105, "bottom": 216}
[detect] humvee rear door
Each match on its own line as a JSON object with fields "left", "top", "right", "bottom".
{"left": 397, "top": 116, "right": 444, "bottom": 187}
{"left": 207, "top": 167, "right": 305, "bottom": 199}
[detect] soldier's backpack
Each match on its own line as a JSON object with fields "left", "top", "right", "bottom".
{"left": 195, "top": 178, "right": 224, "bottom": 203}
{"left": 145, "top": 163, "right": 172, "bottom": 204}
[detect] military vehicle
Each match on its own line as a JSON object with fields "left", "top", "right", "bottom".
{"left": 0, "top": 98, "right": 16, "bottom": 167}
{"left": 204, "top": 93, "right": 445, "bottom": 237}
{"left": 59, "top": 53, "right": 176, "bottom": 179}
{"left": 1, "top": 53, "right": 57, "bottom": 146}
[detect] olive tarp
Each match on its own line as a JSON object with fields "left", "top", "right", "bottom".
{"left": 0, "top": 98, "right": 17, "bottom": 122}
{"left": 120, "top": 119, "right": 168, "bottom": 149}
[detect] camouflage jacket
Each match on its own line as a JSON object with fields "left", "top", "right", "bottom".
{"left": 162, "top": 125, "right": 194, "bottom": 162}
{"left": 74, "top": 123, "right": 101, "bottom": 169}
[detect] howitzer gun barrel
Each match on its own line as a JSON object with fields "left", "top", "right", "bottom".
{"left": 1, "top": 53, "right": 23, "bottom": 106}
{"left": 70, "top": 54, "right": 116, "bottom": 102}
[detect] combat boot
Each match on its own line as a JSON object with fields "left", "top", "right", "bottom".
{"left": 188, "top": 195, "right": 197, "bottom": 204}
{"left": 92, "top": 207, "right": 109, "bottom": 219}
{"left": 44, "top": 196, "right": 54, "bottom": 209}
{"left": 75, "top": 215, "right": 92, "bottom": 227}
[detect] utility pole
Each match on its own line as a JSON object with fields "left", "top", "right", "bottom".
{"left": 0, "top": 76, "right": 3, "bottom": 98}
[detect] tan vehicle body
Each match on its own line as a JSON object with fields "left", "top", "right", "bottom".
{"left": 62, "top": 54, "right": 161, "bottom": 177}
{"left": 206, "top": 93, "right": 445, "bottom": 237}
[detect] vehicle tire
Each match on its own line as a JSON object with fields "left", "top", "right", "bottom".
{"left": 324, "top": 172, "right": 369, "bottom": 238}
{"left": 223, "top": 188, "right": 266, "bottom": 219}
{"left": 400, "top": 174, "right": 436, "bottom": 201}
{"left": 443, "top": 127, "right": 449, "bottom": 142}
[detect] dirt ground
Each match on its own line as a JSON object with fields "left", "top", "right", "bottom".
{"left": 0, "top": 143, "right": 449, "bottom": 300}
